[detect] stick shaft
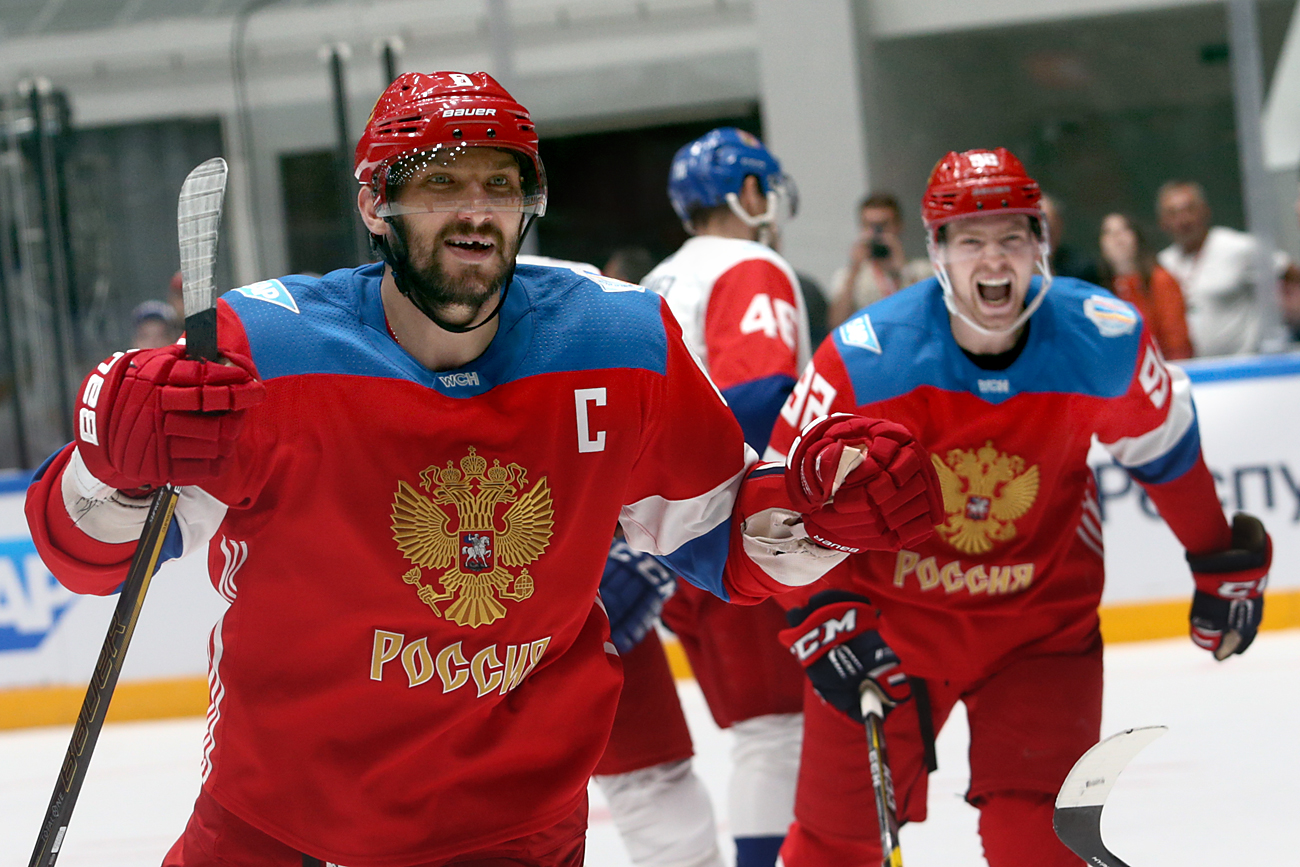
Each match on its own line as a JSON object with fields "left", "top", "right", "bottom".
{"left": 27, "top": 487, "right": 180, "bottom": 867}
{"left": 860, "top": 689, "right": 903, "bottom": 867}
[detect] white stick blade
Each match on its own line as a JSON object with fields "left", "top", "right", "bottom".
{"left": 1055, "top": 725, "right": 1167, "bottom": 810}
{"left": 177, "top": 157, "right": 228, "bottom": 319}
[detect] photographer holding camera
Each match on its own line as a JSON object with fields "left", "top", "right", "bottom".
{"left": 828, "top": 192, "right": 933, "bottom": 328}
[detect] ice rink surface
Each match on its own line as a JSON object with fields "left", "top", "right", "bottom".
{"left": 3, "top": 630, "right": 1297, "bottom": 866}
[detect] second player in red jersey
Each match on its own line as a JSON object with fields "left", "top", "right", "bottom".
{"left": 766, "top": 148, "right": 1273, "bottom": 867}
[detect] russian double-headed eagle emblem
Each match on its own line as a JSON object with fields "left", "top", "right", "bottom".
{"left": 391, "top": 447, "right": 554, "bottom": 628}
{"left": 931, "top": 441, "right": 1039, "bottom": 555}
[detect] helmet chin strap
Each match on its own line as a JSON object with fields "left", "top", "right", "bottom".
{"left": 724, "top": 191, "right": 782, "bottom": 248}
{"left": 378, "top": 213, "right": 538, "bottom": 335}
{"left": 928, "top": 237, "right": 1054, "bottom": 338}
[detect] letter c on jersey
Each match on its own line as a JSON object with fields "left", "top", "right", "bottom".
{"left": 575, "top": 388, "right": 607, "bottom": 453}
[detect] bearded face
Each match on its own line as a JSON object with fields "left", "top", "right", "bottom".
{"left": 378, "top": 146, "right": 530, "bottom": 328}
{"left": 394, "top": 212, "right": 520, "bottom": 326}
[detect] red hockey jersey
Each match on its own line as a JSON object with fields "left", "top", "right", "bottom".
{"left": 27, "top": 263, "right": 829, "bottom": 865}
{"left": 767, "top": 277, "right": 1231, "bottom": 684}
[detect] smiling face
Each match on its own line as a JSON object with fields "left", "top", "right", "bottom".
{"left": 938, "top": 213, "right": 1039, "bottom": 344}
{"left": 361, "top": 146, "right": 526, "bottom": 328}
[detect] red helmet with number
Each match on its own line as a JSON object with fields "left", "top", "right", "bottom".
{"left": 354, "top": 71, "right": 546, "bottom": 215}
{"left": 921, "top": 147, "right": 1041, "bottom": 230}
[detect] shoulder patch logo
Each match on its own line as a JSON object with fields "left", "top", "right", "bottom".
{"left": 838, "top": 313, "right": 882, "bottom": 354}
{"left": 1083, "top": 295, "right": 1136, "bottom": 337}
{"left": 591, "top": 274, "right": 644, "bottom": 293}
{"left": 232, "top": 279, "right": 300, "bottom": 314}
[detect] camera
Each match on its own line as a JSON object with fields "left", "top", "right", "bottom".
{"left": 868, "top": 231, "right": 892, "bottom": 261}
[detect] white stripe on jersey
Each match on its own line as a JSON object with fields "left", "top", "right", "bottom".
{"left": 201, "top": 615, "right": 227, "bottom": 783}
{"left": 618, "top": 447, "right": 758, "bottom": 556}
{"left": 174, "top": 484, "right": 231, "bottom": 559}
{"left": 1099, "top": 364, "right": 1195, "bottom": 470}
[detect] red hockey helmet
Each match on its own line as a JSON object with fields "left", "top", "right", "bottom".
{"left": 922, "top": 148, "right": 1053, "bottom": 338}
{"left": 920, "top": 148, "right": 1041, "bottom": 230}
{"left": 354, "top": 71, "right": 546, "bottom": 216}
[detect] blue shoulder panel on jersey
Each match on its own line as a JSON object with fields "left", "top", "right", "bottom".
{"left": 510, "top": 263, "right": 669, "bottom": 380}
{"left": 225, "top": 262, "right": 669, "bottom": 398}
{"left": 722, "top": 374, "right": 796, "bottom": 452}
{"left": 834, "top": 277, "right": 1143, "bottom": 407}
{"left": 656, "top": 519, "right": 733, "bottom": 602}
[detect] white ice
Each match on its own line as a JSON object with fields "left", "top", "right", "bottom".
{"left": 3, "top": 630, "right": 1298, "bottom": 866}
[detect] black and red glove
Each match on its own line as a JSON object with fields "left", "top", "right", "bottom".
{"left": 778, "top": 590, "right": 910, "bottom": 723}
{"left": 75, "top": 344, "right": 265, "bottom": 493}
{"left": 1186, "top": 512, "right": 1270, "bottom": 661}
{"left": 785, "top": 413, "right": 944, "bottom": 553}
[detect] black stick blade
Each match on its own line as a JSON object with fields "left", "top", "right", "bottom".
{"left": 1053, "top": 726, "right": 1167, "bottom": 867}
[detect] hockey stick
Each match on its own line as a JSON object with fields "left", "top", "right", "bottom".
{"left": 28, "top": 157, "right": 228, "bottom": 867}
{"left": 861, "top": 689, "right": 904, "bottom": 867}
{"left": 1053, "top": 725, "right": 1167, "bottom": 867}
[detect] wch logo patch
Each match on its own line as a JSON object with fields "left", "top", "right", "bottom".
{"left": 0, "top": 537, "right": 74, "bottom": 651}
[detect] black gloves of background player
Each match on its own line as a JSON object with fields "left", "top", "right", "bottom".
{"left": 778, "top": 590, "right": 910, "bottom": 723}
{"left": 1186, "top": 512, "right": 1270, "bottom": 661}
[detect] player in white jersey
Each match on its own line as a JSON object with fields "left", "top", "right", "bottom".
{"left": 593, "top": 128, "right": 811, "bottom": 867}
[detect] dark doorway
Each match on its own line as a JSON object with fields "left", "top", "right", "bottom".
{"left": 535, "top": 108, "right": 762, "bottom": 272}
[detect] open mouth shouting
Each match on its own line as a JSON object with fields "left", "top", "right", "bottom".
{"left": 975, "top": 275, "right": 1014, "bottom": 307}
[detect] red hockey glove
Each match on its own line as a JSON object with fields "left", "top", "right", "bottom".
{"left": 1186, "top": 512, "right": 1270, "bottom": 661}
{"left": 779, "top": 590, "right": 910, "bottom": 723}
{"left": 785, "top": 413, "right": 944, "bottom": 553}
{"left": 75, "top": 344, "right": 265, "bottom": 493}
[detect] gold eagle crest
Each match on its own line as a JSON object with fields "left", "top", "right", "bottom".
{"left": 931, "top": 441, "right": 1039, "bottom": 555}
{"left": 391, "top": 447, "right": 554, "bottom": 628}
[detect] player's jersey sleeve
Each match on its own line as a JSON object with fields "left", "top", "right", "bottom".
{"left": 765, "top": 338, "right": 858, "bottom": 462}
{"left": 618, "top": 300, "right": 846, "bottom": 603}
{"left": 24, "top": 298, "right": 263, "bottom": 596}
{"left": 705, "top": 259, "right": 803, "bottom": 450}
{"left": 1092, "top": 330, "right": 1230, "bottom": 554}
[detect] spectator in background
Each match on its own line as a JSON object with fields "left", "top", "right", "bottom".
{"left": 1040, "top": 194, "right": 1100, "bottom": 284}
{"left": 1156, "top": 180, "right": 1297, "bottom": 357}
{"left": 603, "top": 246, "right": 656, "bottom": 285}
{"left": 1285, "top": 183, "right": 1300, "bottom": 344}
{"left": 130, "top": 299, "right": 181, "bottom": 348}
{"left": 827, "top": 193, "right": 932, "bottom": 327}
{"left": 1097, "top": 213, "right": 1193, "bottom": 359}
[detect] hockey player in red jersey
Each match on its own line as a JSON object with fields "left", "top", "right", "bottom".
{"left": 766, "top": 148, "right": 1273, "bottom": 867}
{"left": 24, "top": 72, "right": 944, "bottom": 867}
{"left": 593, "top": 128, "right": 812, "bottom": 867}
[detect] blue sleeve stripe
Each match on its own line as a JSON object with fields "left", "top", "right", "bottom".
{"left": 655, "top": 519, "right": 733, "bottom": 602}
{"left": 158, "top": 518, "right": 185, "bottom": 568}
{"left": 748, "top": 464, "right": 785, "bottom": 479}
{"left": 721, "top": 374, "right": 796, "bottom": 452}
{"left": 1126, "top": 422, "right": 1202, "bottom": 484}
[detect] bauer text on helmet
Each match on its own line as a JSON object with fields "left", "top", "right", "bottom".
{"left": 355, "top": 71, "right": 545, "bottom": 334}
{"left": 355, "top": 71, "right": 546, "bottom": 219}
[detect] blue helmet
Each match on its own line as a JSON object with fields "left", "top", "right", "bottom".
{"left": 668, "top": 127, "right": 796, "bottom": 232}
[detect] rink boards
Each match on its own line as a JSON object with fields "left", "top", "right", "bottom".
{"left": 1, "top": 351, "right": 1299, "bottom": 727}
